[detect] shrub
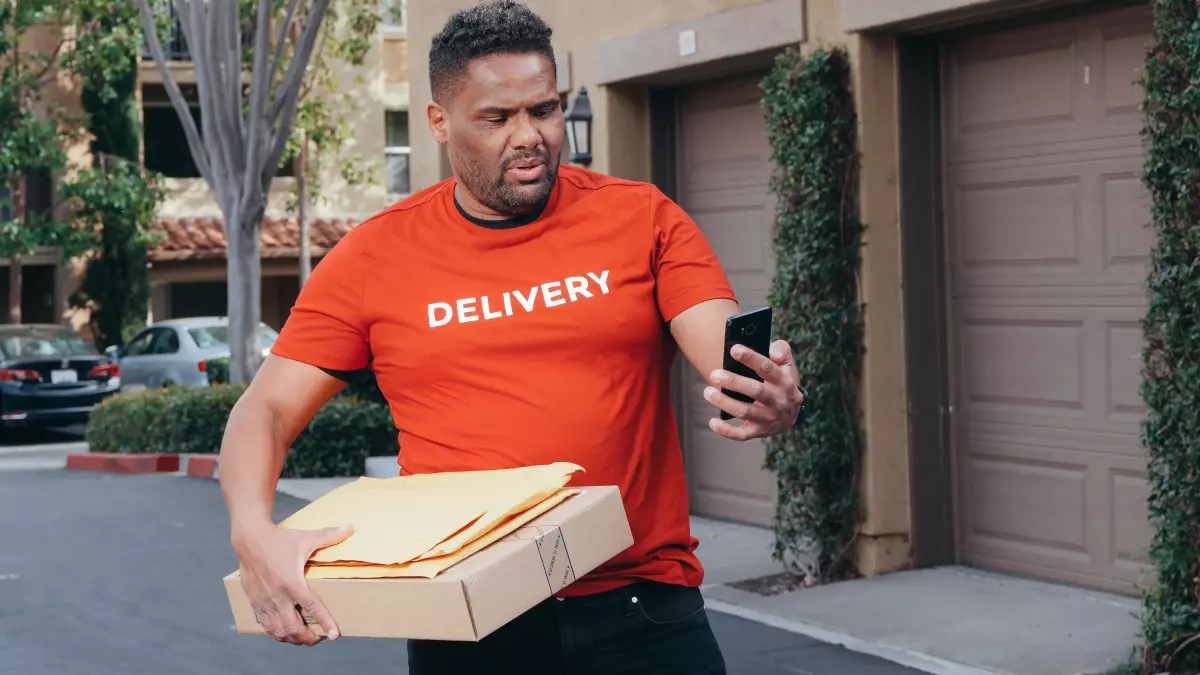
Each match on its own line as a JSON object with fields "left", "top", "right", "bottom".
{"left": 86, "top": 384, "right": 398, "bottom": 477}
{"left": 1136, "top": 1, "right": 1200, "bottom": 671}
{"left": 760, "top": 46, "right": 865, "bottom": 583}
{"left": 283, "top": 397, "right": 398, "bottom": 478}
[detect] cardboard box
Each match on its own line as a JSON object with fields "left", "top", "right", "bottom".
{"left": 224, "top": 485, "right": 633, "bottom": 641}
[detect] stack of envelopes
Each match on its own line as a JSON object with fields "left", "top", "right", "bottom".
{"left": 279, "top": 462, "right": 584, "bottom": 580}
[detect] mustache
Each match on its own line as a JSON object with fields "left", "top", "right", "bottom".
{"left": 501, "top": 150, "right": 551, "bottom": 171}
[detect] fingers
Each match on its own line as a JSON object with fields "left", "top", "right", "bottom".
{"left": 290, "top": 584, "right": 340, "bottom": 641}
{"left": 703, "top": 386, "right": 773, "bottom": 422}
{"left": 310, "top": 524, "right": 354, "bottom": 551}
{"left": 730, "top": 344, "right": 791, "bottom": 385}
{"left": 769, "top": 340, "right": 795, "bottom": 368}
{"left": 708, "top": 416, "right": 763, "bottom": 441}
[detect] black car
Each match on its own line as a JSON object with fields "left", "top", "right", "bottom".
{"left": 0, "top": 324, "right": 122, "bottom": 434}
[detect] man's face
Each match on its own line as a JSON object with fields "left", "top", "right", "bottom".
{"left": 429, "top": 52, "right": 565, "bottom": 216}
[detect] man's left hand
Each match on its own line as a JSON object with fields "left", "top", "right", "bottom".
{"left": 703, "top": 340, "right": 804, "bottom": 441}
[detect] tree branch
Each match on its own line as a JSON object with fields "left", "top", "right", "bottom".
{"left": 31, "top": 39, "right": 67, "bottom": 85}
{"left": 269, "top": 0, "right": 304, "bottom": 87}
{"left": 176, "top": 0, "right": 228, "bottom": 196}
{"left": 268, "top": 0, "right": 331, "bottom": 126}
{"left": 239, "top": 0, "right": 275, "bottom": 227}
{"left": 227, "top": 0, "right": 246, "bottom": 142}
{"left": 209, "top": 0, "right": 245, "bottom": 188}
{"left": 298, "top": 21, "right": 330, "bottom": 102}
{"left": 133, "top": 0, "right": 213, "bottom": 186}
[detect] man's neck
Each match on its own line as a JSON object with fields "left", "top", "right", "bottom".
{"left": 452, "top": 182, "right": 549, "bottom": 230}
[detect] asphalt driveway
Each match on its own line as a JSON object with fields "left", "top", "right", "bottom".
{"left": 0, "top": 469, "right": 918, "bottom": 675}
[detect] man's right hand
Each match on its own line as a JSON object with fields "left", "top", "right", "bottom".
{"left": 232, "top": 521, "right": 354, "bottom": 646}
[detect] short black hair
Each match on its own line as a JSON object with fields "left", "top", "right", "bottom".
{"left": 428, "top": 0, "right": 556, "bottom": 102}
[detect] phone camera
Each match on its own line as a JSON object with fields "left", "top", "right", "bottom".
{"left": 743, "top": 324, "right": 756, "bottom": 336}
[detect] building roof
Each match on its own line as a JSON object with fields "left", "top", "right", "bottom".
{"left": 148, "top": 216, "right": 358, "bottom": 261}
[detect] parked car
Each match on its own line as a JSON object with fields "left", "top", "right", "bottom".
{"left": 107, "top": 317, "right": 279, "bottom": 390}
{"left": 0, "top": 324, "right": 122, "bottom": 434}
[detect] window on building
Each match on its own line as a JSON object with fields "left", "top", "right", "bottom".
{"left": 386, "top": 110, "right": 411, "bottom": 197}
{"left": 383, "top": 0, "right": 406, "bottom": 30}
{"left": 144, "top": 105, "right": 204, "bottom": 178}
{"left": 142, "top": 98, "right": 296, "bottom": 179}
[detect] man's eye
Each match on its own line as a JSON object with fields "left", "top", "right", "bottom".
{"left": 483, "top": 117, "right": 506, "bottom": 125}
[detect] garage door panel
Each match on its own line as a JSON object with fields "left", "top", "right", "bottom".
{"left": 1112, "top": 468, "right": 1152, "bottom": 569}
{"left": 963, "top": 451, "right": 1089, "bottom": 555}
{"left": 676, "top": 72, "right": 777, "bottom": 527}
{"left": 1101, "top": 29, "right": 1150, "bottom": 118}
{"left": 955, "top": 177, "right": 1082, "bottom": 269}
{"left": 944, "top": 5, "right": 1153, "bottom": 593}
{"left": 952, "top": 38, "right": 1078, "bottom": 133}
{"left": 1102, "top": 170, "right": 1153, "bottom": 269}
{"left": 945, "top": 6, "right": 1151, "bottom": 167}
{"left": 958, "top": 318, "right": 1085, "bottom": 412}
{"left": 950, "top": 161, "right": 1149, "bottom": 290}
{"left": 957, "top": 436, "right": 1150, "bottom": 585}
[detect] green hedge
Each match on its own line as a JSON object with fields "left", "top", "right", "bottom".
{"left": 1137, "top": 1, "right": 1200, "bottom": 671}
{"left": 760, "top": 47, "right": 865, "bottom": 583}
{"left": 86, "top": 384, "right": 399, "bottom": 478}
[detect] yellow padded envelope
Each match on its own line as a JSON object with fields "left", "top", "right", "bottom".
{"left": 280, "top": 462, "right": 583, "bottom": 566}
{"left": 304, "top": 488, "right": 578, "bottom": 579}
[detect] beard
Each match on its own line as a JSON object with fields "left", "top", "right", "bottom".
{"left": 453, "top": 147, "right": 558, "bottom": 217}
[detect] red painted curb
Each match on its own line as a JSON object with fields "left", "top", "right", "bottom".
{"left": 66, "top": 453, "right": 180, "bottom": 474}
{"left": 186, "top": 455, "right": 219, "bottom": 479}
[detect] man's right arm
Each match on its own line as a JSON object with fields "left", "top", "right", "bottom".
{"left": 219, "top": 354, "right": 353, "bottom": 646}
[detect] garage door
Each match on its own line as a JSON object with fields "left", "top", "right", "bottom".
{"left": 942, "top": 5, "right": 1154, "bottom": 593}
{"left": 675, "top": 74, "right": 778, "bottom": 526}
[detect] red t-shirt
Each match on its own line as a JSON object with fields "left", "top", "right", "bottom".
{"left": 270, "top": 166, "right": 737, "bottom": 595}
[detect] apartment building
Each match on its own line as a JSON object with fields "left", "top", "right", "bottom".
{"left": 408, "top": 0, "right": 1155, "bottom": 597}
{"left": 141, "top": 2, "right": 412, "bottom": 330}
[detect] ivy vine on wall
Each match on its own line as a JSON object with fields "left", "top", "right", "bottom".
{"left": 1136, "top": 0, "right": 1200, "bottom": 671}
{"left": 760, "top": 47, "right": 866, "bottom": 583}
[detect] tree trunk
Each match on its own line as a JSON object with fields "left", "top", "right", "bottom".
{"left": 7, "top": 257, "right": 21, "bottom": 325}
{"left": 298, "top": 139, "right": 311, "bottom": 287}
{"left": 8, "top": 182, "right": 25, "bottom": 324}
{"left": 226, "top": 206, "right": 264, "bottom": 383}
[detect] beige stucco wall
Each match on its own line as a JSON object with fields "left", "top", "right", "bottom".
{"left": 406, "top": 0, "right": 914, "bottom": 576}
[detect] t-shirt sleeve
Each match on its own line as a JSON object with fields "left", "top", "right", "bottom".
{"left": 270, "top": 232, "right": 370, "bottom": 371}
{"left": 649, "top": 186, "right": 738, "bottom": 322}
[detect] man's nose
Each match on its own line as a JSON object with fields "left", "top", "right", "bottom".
{"left": 511, "top": 113, "right": 541, "bottom": 149}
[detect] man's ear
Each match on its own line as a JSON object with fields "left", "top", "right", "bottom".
{"left": 427, "top": 102, "right": 449, "bottom": 145}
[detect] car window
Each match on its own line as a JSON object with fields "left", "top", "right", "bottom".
{"left": 151, "top": 329, "right": 180, "bottom": 355}
{"left": 188, "top": 323, "right": 279, "bottom": 349}
{"left": 0, "top": 329, "right": 97, "bottom": 360}
{"left": 123, "top": 330, "right": 156, "bottom": 357}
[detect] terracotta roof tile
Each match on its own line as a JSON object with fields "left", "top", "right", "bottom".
{"left": 149, "top": 216, "right": 358, "bottom": 260}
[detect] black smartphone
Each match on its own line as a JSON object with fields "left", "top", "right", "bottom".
{"left": 720, "top": 306, "right": 773, "bottom": 421}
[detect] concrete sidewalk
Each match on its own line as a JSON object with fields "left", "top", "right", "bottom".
{"left": 274, "top": 476, "right": 1141, "bottom": 675}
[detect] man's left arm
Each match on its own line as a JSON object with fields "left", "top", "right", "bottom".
{"left": 670, "top": 299, "right": 804, "bottom": 441}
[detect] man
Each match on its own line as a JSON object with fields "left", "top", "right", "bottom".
{"left": 220, "top": 1, "right": 804, "bottom": 673}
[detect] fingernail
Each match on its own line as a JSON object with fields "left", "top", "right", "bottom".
{"left": 711, "top": 370, "right": 727, "bottom": 383}
{"left": 708, "top": 418, "right": 719, "bottom": 431}
{"left": 330, "top": 630, "right": 340, "bottom": 640}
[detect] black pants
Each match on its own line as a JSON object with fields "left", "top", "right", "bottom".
{"left": 407, "top": 581, "right": 727, "bottom": 675}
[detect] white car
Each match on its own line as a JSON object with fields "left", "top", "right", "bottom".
{"left": 107, "top": 317, "right": 278, "bottom": 390}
